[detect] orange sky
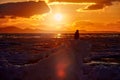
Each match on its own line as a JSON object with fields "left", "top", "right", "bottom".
{"left": 0, "top": 0, "right": 120, "bottom": 32}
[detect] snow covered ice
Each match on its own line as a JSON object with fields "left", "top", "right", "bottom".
{"left": 0, "top": 34, "right": 120, "bottom": 80}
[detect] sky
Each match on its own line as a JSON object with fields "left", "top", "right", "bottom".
{"left": 0, "top": 0, "right": 120, "bottom": 32}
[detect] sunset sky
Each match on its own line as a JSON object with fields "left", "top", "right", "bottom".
{"left": 0, "top": 0, "right": 120, "bottom": 32}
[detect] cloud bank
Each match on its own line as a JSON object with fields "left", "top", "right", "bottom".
{"left": 49, "top": 0, "right": 120, "bottom": 10}
{"left": 0, "top": 1, "right": 50, "bottom": 18}
{"left": 72, "top": 20, "right": 120, "bottom": 31}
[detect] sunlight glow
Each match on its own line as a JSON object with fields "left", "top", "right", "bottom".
{"left": 56, "top": 33, "right": 61, "bottom": 38}
{"left": 35, "top": 0, "right": 39, "bottom": 2}
{"left": 54, "top": 13, "right": 63, "bottom": 21}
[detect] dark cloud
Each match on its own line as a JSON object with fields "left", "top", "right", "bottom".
{"left": 86, "top": 0, "right": 120, "bottom": 10}
{"left": 49, "top": 0, "right": 120, "bottom": 10}
{"left": 85, "top": 3, "right": 105, "bottom": 10}
{"left": 0, "top": 1, "right": 50, "bottom": 18}
{"left": 49, "top": 0, "right": 97, "bottom": 3}
{"left": 49, "top": 0, "right": 120, "bottom": 3}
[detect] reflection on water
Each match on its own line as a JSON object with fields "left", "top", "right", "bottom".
{"left": 56, "top": 33, "right": 61, "bottom": 38}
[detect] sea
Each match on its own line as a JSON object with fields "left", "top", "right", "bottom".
{"left": 0, "top": 33, "right": 120, "bottom": 80}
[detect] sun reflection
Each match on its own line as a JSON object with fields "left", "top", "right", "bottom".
{"left": 56, "top": 33, "right": 61, "bottom": 38}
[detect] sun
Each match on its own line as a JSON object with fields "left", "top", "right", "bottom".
{"left": 54, "top": 13, "right": 63, "bottom": 21}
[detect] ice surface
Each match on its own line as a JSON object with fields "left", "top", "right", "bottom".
{"left": 0, "top": 38, "right": 120, "bottom": 80}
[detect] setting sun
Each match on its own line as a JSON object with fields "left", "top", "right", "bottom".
{"left": 54, "top": 13, "right": 63, "bottom": 21}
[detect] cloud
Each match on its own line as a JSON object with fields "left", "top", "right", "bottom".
{"left": 49, "top": 0, "right": 120, "bottom": 10}
{"left": 72, "top": 20, "right": 120, "bottom": 31}
{"left": 49, "top": 0, "right": 120, "bottom": 3}
{"left": 85, "top": 3, "right": 105, "bottom": 10}
{"left": 72, "top": 20, "right": 97, "bottom": 31}
{"left": 73, "top": 20, "right": 94, "bottom": 26}
{"left": 0, "top": 1, "right": 50, "bottom": 18}
{"left": 85, "top": 0, "right": 120, "bottom": 10}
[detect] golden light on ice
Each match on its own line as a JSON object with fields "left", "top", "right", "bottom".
{"left": 54, "top": 13, "right": 63, "bottom": 21}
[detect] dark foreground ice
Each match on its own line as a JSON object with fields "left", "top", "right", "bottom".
{"left": 0, "top": 38, "right": 120, "bottom": 80}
